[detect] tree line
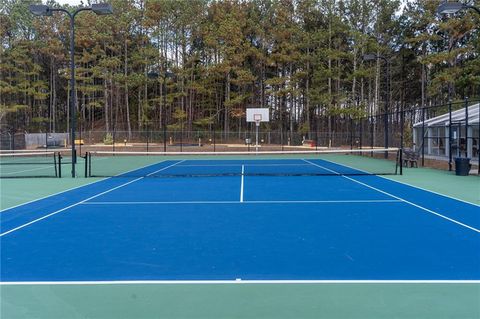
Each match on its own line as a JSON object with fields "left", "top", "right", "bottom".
{"left": 1, "top": 0, "right": 479, "bottom": 138}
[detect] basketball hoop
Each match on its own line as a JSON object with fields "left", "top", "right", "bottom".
{"left": 246, "top": 108, "right": 269, "bottom": 153}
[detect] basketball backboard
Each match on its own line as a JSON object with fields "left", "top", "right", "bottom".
{"left": 246, "top": 108, "right": 269, "bottom": 123}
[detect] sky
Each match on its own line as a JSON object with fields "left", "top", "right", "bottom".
{"left": 53, "top": 0, "right": 414, "bottom": 9}
{"left": 52, "top": 0, "right": 413, "bottom": 14}
{"left": 54, "top": 0, "right": 83, "bottom": 5}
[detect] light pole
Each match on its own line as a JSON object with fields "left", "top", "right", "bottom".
{"left": 363, "top": 53, "right": 390, "bottom": 158}
{"left": 437, "top": 1, "right": 480, "bottom": 15}
{"left": 29, "top": 4, "right": 112, "bottom": 177}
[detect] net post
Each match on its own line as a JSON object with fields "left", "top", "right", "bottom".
{"left": 58, "top": 152, "right": 62, "bottom": 178}
{"left": 88, "top": 152, "right": 92, "bottom": 177}
{"left": 84, "top": 152, "right": 88, "bottom": 178}
{"left": 54, "top": 152, "right": 58, "bottom": 177}
{"left": 399, "top": 148, "right": 403, "bottom": 175}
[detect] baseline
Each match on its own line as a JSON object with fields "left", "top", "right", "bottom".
{"left": 1, "top": 279, "right": 479, "bottom": 286}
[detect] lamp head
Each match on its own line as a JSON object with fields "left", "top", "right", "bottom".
{"left": 147, "top": 72, "right": 159, "bottom": 79}
{"left": 362, "top": 54, "right": 377, "bottom": 61}
{"left": 91, "top": 3, "right": 113, "bottom": 15}
{"left": 437, "top": 2, "right": 466, "bottom": 14}
{"left": 29, "top": 4, "right": 52, "bottom": 16}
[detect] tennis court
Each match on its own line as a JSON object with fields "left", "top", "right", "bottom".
{"left": 1, "top": 151, "right": 479, "bottom": 283}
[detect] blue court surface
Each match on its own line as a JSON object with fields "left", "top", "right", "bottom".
{"left": 1, "top": 158, "right": 479, "bottom": 283}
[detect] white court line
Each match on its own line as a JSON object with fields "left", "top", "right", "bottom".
{"left": 1, "top": 165, "right": 53, "bottom": 175}
{"left": 176, "top": 163, "right": 312, "bottom": 167}
{"left": 0, "top": 161, "right": 185, "bottom": 237}
{"left": 81, "top": 200, "right": 402, "bottom": 205}
{"left": 302, "top": 159, "right": 480, "bottom": 234}
{"left": 0, "top": 279, "right": 478, "bottom": 286}
{"left": 240, "top": 165, "right": 245, "bottom": 202}
{"left": 317, "top": 157, "right": 480, "bottom": 208}
{"left": 382, "top": 178, "right": 480, "bottom": 207}
{"left": 0, "top": 159, "right": 176, "bottom": 213}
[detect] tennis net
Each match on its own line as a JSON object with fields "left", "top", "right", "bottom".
{"left": 85, "top": 148, "right": 402, "bottom": 178}
{"left": 0, "top": 151, "right": 59, "bottom": 178}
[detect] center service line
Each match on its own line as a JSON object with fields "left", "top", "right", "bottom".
{"left": 240, "top": 164, "right": 245, "bottom": 203}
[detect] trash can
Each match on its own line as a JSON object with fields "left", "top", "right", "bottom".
{"left": 454, "top": 157, "right": 471, "bottom": 176}
{"left": 245, "top": 138, "right": 251, "bottom": 145}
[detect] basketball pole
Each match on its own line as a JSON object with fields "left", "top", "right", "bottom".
{"left": 255, "top": 121, "right": 260, "bottom": 153}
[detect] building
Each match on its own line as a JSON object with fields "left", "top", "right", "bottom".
{"left": 413, "top": 103, "right": 479, "bottom": 162}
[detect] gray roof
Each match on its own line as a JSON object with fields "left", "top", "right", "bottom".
{"left": 413, "top": 103, "right": 479, "bottom": 128}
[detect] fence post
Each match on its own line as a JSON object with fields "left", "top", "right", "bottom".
{"left": 421, "top": 106, "right": 425, "bottom": 166}
{"left": 349, "top": 117, "right": 353, "bottom": 150}
{"left": 180, "top": 128, "right": 183, "bottom": 152}
{"left": 146, "top": 127, "right": 149, "bottom": 153}
{"left": 400, "top": 104, "right": 404, "bottom": 153}
{"left": 79, "top": 127, "right": 82, "bottom": 157}
{"left": 281, "top": 128, "right": 284, "bottom": 151}
{"left": 384, "top": 112, "right": 388, "bottom": 158}
{"left": 213, "top": 129, "right": 216, "bottom": 152}
{"left": 448, "top": 100, "right": 452, "bottom": 171}
{"left": 359, "top": 118, "right": 363, "bottom": 149}
{"left": 464, "top": 97, "right": 468, "bottom": 158}
{"left": 370, "top": 116, "right": 374, "bottom": 156}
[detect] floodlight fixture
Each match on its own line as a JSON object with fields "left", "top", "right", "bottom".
{"left": 437, "top": 2, "right": 466, "bottom": 14}
{"left": 437, "top": 1, "right": 480, "bottom": 15}
{"left": 29, "top": 4, "right": 52, "bottom": 16}
{"left": 362, "top": 54, "right": 377, "bottom": 61}
{"left": 91, "top": 3, "right": 113, "bottom": 15}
